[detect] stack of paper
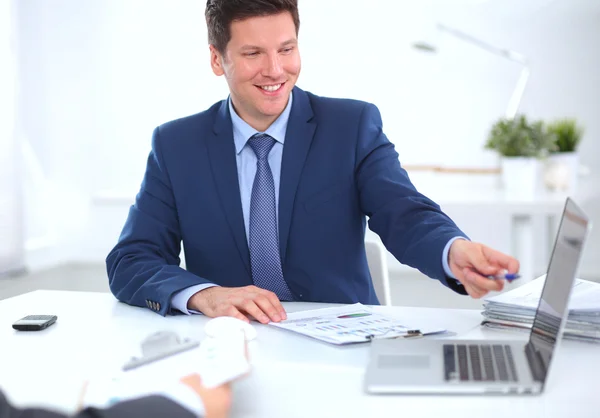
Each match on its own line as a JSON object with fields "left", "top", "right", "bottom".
{"left": 481, "top": 276, "right": 600, "bottom": 344}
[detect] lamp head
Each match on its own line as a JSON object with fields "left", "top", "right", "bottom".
{"left": 412, "top": 41, "right": 438, "bottom": 53}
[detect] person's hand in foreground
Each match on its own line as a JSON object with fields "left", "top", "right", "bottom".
{"left": 180, "top": 374, "right": 232, "bottom": 418}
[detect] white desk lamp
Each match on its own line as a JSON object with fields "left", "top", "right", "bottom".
{"left": 413, "top": 23, "right": 530, "bottom": 119}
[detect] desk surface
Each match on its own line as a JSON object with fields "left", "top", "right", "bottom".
{"left": 1, "top": 290, "right": 598, "bottom": 418}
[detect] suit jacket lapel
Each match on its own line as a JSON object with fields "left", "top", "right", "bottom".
{"left": 279, "top": 87, "right": 317, "bottom": 263}
{"left": 208, "top": 101, "right": 251, "bottom": 276}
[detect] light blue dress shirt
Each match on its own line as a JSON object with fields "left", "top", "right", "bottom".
{"left": 171, "top": 94, "right": 461, "bottom": 314}
{"left": 171, "top": 94, "right": 293, "bottom": 314}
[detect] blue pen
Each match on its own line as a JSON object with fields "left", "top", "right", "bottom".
{"left": 487, "top": 273, "right": 520, "bottom": 282}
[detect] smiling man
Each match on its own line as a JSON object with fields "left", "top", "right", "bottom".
{"left": 107, "top": 0, "right": 519, "bottom": 323}
{"left": 210, "top": 12, "right": 300, "bottom": 132}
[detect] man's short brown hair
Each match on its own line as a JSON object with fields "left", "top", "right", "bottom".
{"left": 205, "top": 0, "right": 300, "bottom": 54}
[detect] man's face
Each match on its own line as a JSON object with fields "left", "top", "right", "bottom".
{"left": 210, "top": 12, "right": 301, "bottom": 130}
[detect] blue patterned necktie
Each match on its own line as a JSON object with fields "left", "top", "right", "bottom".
{"left": 248, "top": 133, "right": 294, "bottom": 300}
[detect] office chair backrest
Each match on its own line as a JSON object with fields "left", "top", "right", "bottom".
{"left": 365, "top": 239, "right": 392, "bottom": 306}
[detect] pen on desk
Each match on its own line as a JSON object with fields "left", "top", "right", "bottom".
{"left": 366, "top": 329, "right": 424, "bottom": 341}
{"left": 487, "top": 273, "right": 521, "bottom": 281}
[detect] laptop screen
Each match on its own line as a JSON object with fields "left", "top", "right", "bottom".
{"left": 526, "top": 198, "right": 590, "bottom": 383}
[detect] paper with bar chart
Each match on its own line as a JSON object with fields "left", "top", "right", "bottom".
{"left": 269, "top": 303, "right": 446, "bottom": 345}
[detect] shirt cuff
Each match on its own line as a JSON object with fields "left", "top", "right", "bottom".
{"left": 171, "top": 284, "right": 219, "bottom": 315}
{"left": 442, "top": 236, "right": 468, "bottom": 279}
{"left": 156, "top": 382, "right": 206, "bottom": 418}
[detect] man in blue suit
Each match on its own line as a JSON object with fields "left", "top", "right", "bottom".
{"left": 107, "top": 0, "right": 519, "bottom": 323}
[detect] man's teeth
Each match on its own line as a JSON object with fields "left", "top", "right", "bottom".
{"left": 260, "top": 84, "right": 281, "bottom": 92}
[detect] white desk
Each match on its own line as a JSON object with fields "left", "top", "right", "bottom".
{"left": 1, "top": 290, "right": 598, "bottom": 418}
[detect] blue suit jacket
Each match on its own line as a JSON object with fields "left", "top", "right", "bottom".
{"left": 107, "top": 87, "right": 467, "bottom": 315}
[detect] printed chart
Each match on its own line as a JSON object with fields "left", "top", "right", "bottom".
{"left": 270, "top": 303, "right": 445, "bottom": 345}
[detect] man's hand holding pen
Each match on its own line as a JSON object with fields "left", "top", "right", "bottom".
{"left": 449, "top": 239, "right": 520, "bottom": 299}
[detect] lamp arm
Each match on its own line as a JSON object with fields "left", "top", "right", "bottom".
{"left": 436, "top": 23, "right": 530, "bottom": 120}
{"left": 505, "top": 66, "right": 530, "bottom": 119}
{"left": 437, "top": 23, "right": 527, "bottom": 65}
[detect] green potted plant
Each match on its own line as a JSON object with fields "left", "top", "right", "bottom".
{"left": 544, "top": 118, "right": 584, "bottom": 192}
{"left": 549, "top": 118, "right": 583, "bottom": 153}
{"left": 484, "top": 115, "right": 557, "bottom": 197}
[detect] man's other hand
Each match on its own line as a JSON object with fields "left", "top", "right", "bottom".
{"left": 449, "top": 240, "right": 520, "bottom": 298}
{"left": 180, "top": 374, "right": 232, "bottom": 418}
{"left": 188, "top": 286, "right": 287, "bottom": 323}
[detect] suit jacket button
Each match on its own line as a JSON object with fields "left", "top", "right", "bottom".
{"left": 156, "top": 302, "right": 161, "bottom": 310}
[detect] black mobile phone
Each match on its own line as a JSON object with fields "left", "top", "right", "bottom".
{"left": 12, "top": 315, "right": 58, "bottom": 331}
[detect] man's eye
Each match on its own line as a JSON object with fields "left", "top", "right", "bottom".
{"left": 245, "top": 52, "right": 259, "bottom": 57}
{"left": 281, "top": 47, "right": 294, "bottom": 53}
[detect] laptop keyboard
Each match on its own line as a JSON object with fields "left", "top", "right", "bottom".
{"left": 443, "top": 344, "right": 519, "bottom": 382}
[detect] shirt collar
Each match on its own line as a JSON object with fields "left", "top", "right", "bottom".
{"left": 229, "top": 92, "right": 293, "bottom": 154}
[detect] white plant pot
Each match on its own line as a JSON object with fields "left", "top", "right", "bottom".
{"left": 544, "top": 152, "right": 579, "bottom": 193}
{"left": 501, "top": 157, "right": 541, "bottom": 198}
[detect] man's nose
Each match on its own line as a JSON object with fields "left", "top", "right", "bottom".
{"left": 263, "top": 53, "right": 283, "bottom": 78}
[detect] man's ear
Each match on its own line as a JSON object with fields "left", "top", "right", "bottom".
{"left": 209, "top": 45, "right": 225, "bottom": 76}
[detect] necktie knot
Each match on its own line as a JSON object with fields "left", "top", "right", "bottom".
{"left": 248, "top": 133, "right": 276, "bottom": 161}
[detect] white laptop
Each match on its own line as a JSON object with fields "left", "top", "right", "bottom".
{"left": 364, "top": 197, "right": 591, "bottom": 395}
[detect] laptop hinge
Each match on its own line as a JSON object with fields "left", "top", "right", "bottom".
{"left": 525, "top": 342, "right": 547, "bottom": 382}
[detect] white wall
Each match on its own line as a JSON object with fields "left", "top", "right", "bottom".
{"left": 0, "top": 0, "right": 24, "bottom": 276}
{"left": 15, "top": 0, "right": 600, "bottom": 278}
